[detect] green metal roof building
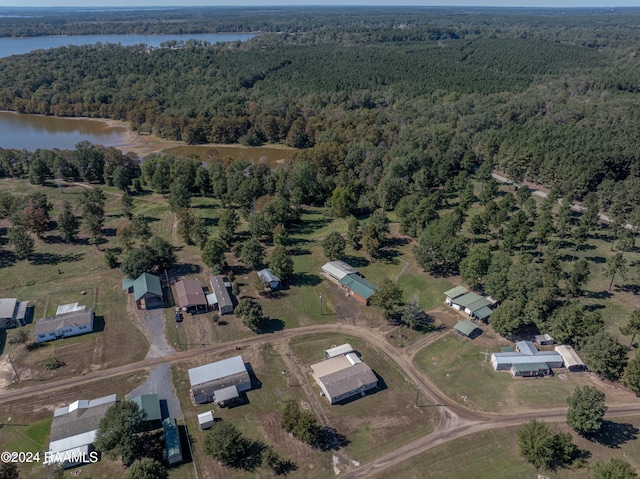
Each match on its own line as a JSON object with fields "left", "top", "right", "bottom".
{"left": 123, "top": 272, "right": 163, "bottom": 310}
{"left": 454, "top": 319, "right": 479, "bottom": 338}
{"left": 131, "top": 394, "right": 162, "bottom": 423}
{"left": 339, "top": 274, "right": 379, "bottom": 305}
{"left": 163, "top": 417, "right": 183, "bottom": 465}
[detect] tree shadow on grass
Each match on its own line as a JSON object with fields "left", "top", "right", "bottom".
{"left": 291, "top": 272, "right": 322, "bottom": 287}
{"left": 583, "top": 290, "right": 612, "bottom": 300}
{"left": 0, "top": 249, "right": 16, "bottom": 268}
{"left": 259, "top": 318, "right": 285, "bottom": 334}
{"left": 618, "top": 284, "right": 640, "bottom": 295}
{"left": 343, "top": 255, "right": 370, "bottom": 268}
{"left": 30, "top": 251, "right": 84, "bottom": 266}
{"left": 589, "top": 421, "right": 639, "bottom": 448}
{"left": 585, "top": 255, "right": 607, "bottom": 264}
{"left": 292, "top": 217, "right": 332, "bottom": 236}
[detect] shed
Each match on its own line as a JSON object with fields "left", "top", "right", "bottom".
{"left": 325, "top": 343, "right": 354, "bottom": 358}
{"left": 473, "top": 306, "right": 493, "bottom": 321}
{"left": 535, "top": 334, "right": 555, "bottom": 346}
{"left": 321, "top": 261, "right": 359, "bottom": 283}
{"left": 258, "top": 268, "right": 281, "bottom": 290}
{"left": 209, "top": 276, "right": 234, "bottom": 314}
{"left": 131, "top": 394, "right": 162, "bottom": 423}
{"left": 175, "top": 279, "right": 207, "bottom": 313}
{"left": 339, "top": 274, "right": 378, "bottom": 305}
{"left": 163, "top": 418, "right": 183, "bottom": 465}
{"left": 0, "top": 297, "right": 24, "bottom": 328}
{"left": 197, "top": 411, "right": 214, "bottom": 430}
{"left": 132, "top": 273, "right": 163, "bottom": 309}
{"left": 555, "top": 345, "right": 586, "bottom": 371}
{"left": 453, "top": 293, "right": 493, "bottom": 316}
{"left": 511, "top": 362, "right": 551, "bottom": 377}
{"left": 454, "top": 319, "right": 480, "bottom": 338}
{"left": 444, "top": 286, "right": 469, "bottom": 304}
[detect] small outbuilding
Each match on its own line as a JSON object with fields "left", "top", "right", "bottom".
{"left": 454, "top": 319, "right": 480, "bottom": 338}
{"left": 444, "top": 286, "right": 469, "bottom": 305}
{"left": 258, "top": 268, "right": 281, "bottom": 290}
{"left": 555, "top": 345, "right": 586, "bottom": 372}
{"left": 34, "top": 309, "right": 95, "bottom": 343}
{"left": 209, "top": 276, "right": 234, "bottom": 315}
{"left": 131, "top": 273, "right": 163, "bottom": 310}
{"left": 131, "top": 394, "right": 162, "bottom": 425}
{"left": 163, "top": 417, "right": 183, "bottom": 465}
{"left": 321, "top": 261, "right": 360, "bottom": 284}
{"left": 175, "top": 279, "right": 207, "bottom": 313}
{"left": 325, "top": 343, "right": 354, "bottom": 358}
{"left": 0, "top": 297, "right": 29, "bottom": 329}
{"left": 197, "top": 411, "right": 215, "bottom": 430}
{"left": 535, "top": 334, "right": 555, "bottom": 346}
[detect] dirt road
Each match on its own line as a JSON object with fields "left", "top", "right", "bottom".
{"left": 3, "top": 322, "right": 640, "bottom": 478}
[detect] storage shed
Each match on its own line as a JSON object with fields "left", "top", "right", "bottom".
{"left": 197, "top": 411, "right": 214, "bottom": 430}
{"left": 321, "top": 261, "right": 359, "bottom": 283}
{"left": 131, "top": 273, "right": 163, "bottom": 309}
{"left": 555, "top": 345, "right": 586, "bottom": 372}
{"left": 444, "top": 286, "right": 469, "bottom": 305}
{"left": 325, "top": 343, "right": 354, "bottom": 358}
{"left": 454, "top": 319, "right": 480, "bottom": 338}
{"left": 0, "top": 297, "right": 29, "bottom": 329}
{"left": 131, "top": 394, "right": 162, "bottom": 424}
{"left": 209, "top": 276, "right": 234, "bottom": 314}
{"left": 258, "top": 268, "right": 281, "bottom": 290}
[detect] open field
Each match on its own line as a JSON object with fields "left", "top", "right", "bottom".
{"left": 369, "top": 417, "right": 640, "bottom": 479}
{"left": 414, "top": 327, "right": 639, "bottom": 413}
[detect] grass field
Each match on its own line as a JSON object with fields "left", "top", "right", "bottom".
{"left": 370, "top": 417, "right": 640, "bottom": 479}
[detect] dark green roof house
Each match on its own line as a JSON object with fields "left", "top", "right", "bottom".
{"left": 124, "top": 273, "right": 163, "bottom": 310}
{"left": 163, "top": 417, "right": 183, "bottom": 465}
{"left": 339, "top": 274, "right": 379, "bottom": 305}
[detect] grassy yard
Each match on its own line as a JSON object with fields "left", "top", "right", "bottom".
{"left": 414, "top": 329, "right": 639, "bottom": 413}
{"left": 370, "top": 418, "right": 640, "bottom": 479}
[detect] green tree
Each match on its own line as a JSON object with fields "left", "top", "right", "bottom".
{"left": 582, "top": 331, "right": 628, "bottom": 381}
{"left": 57, "top": 200, "right": 79, "bottom": 243}
{"left": 112, "top": 165, "right": 132, "bottom": 192}
{"left": 322, "top": 231, "right": 346, "bottom": 261}
{"left": 370, "top": 279, "right": 403, "bottom": 321}
{"left": 219, "top": 209, "right": 239, "bottom": 246}
{"left": 624, "top": 355, "right": 640, "bottom": 396}
{"left": 202, "top": 237, "right": 227, "bottom": 274}
{"left": 204, "top": 422, "right": 251, "bottom": 469}
{"left": 121, "top": 248, "right": 157, "bottom": 278}
{"left": 267, "top": 245, "right": 294, "bottom": 283}
{"left": 548, "top": 301, "right": 603, "bottom": 346}
{"left": 484, "top": 251, "right": 512, "bottom": 301}
{"left": 605, "top": 252, "right": 628, "bottom": 290}
{"left": 241, "top": 238, "right": 264, "bottom": 270}
{"left": 8, "top": 226, "right": 34, "bottom": 260}
{"left": 29, "top": 156, "right": 49, "bottom": 185}
{"left": 126, "top": 458, "right": 167, "bottom": 479}
{"left": 517, "top": 420, "right": 576, "bottom": 471}
{"left": 566, "top": 386, "right": 607, "bottom": 435}
{"left": 566, "top": 258, "right": 590, "bottom": 297}
{"left": 169, "top": 174, "right": 193, "bottom": 211}
{"left": 460, "top": 245, "right": 491, "bottom": 290}
{"left": 0, "top": 463, "right": 19, "bottom": 479}
{"left": 94, "top": 400, "right": 148, "bottom": 467}
{"left": 121, "top": 191, "right": 134, "bottom": 219}
{"left": 346, "top": 216, "right": 362, "bottom": 249}
{"left": 402, "top": 294, "right": 423, "bottom": 330}
{"left": 329, "top": 186, "right": 356, "bottom": 218}
{"left": 236, "top": 298, "right": 267, "bottom": 332}
{"left": 592, "top": 458, "right": 638, "bottom": 479}
{"left": 149, "top": 236, "right": 175, "bottom": 272}
{"left": 281, "top": 402, "right": 322, "bottom": 446}
{"left": 489, "top": 297, "right": 525, "bottom": 339}
{"left": 620, "top": 310, "right": 640, "bottom": 350}
{"left": 78, "top": 188, "right": 106, "bottom": 246}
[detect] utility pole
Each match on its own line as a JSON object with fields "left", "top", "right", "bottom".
{"left": 7, "top": 354, "right": 20, "bottom": 382}
{"left": 319, "top": 293, "right": 323, "bottom": 316}
{"left": 415, "top": 383, "right": 420, "bottom": 407}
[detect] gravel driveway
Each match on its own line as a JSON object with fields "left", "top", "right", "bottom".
{"left": 125, "top": 363, "right": 184, "bottom": 420}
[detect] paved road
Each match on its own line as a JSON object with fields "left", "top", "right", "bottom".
{"left": 3, "top": 322, "right": 640, "bottom": 477}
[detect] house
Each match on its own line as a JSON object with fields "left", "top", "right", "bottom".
{"left": 449, "top": 292, "right": 493, "bottom": 321}
{"left": 209, "top": 276, "right": 234, "bottom": 315}
{"left": 311, "top": 352, "right": 378, "bottom": 404}
{"left": 258, "top": 268, "right": 281, "bottom": 290}
{"left": 321, "top": 261, "right": 359, "bottom": 284}
{"left": 454, "top": 319, "right": 480, "bottom": 338}
{"left": 34, "top": 309, "right": 94, "bottom": 343}
{"left": 188, "top": 355, "right": 251, "bottom": 405}
{"left": 444, "top": 286, "right": 469, "bottom": 305}
{"left": 175, "top": 279, "right": 207, "bottom": 313}
{"left": 163, "top": 417, "right": 183, "bottom": 465}
{"left": 46, "top": 394, "right": 117, "bottom": 467}
{"left": 339, "top": 274, "right": 379, "bottom": 305}
{"left": 122, "top": 273, "right": 163, "bottom": 310}
{"left": 325, "top": 343, "right": 354, "bottom": 358}
{"left": 130, "top": 394, "right": 162, "bottom": 426}
{"left": 491, "top": 340, "right": 564, "bottom": 377}
{"left": 555, "top": 345, "right": 586, "bottom": 372}
{"left": 197, "top": 411, "right": 215, "bottom": 430}
{"left": 0, "top": 297, "right": 29, "bottom": 329}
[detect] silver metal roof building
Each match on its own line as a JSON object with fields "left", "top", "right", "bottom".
{"left": 555, "top": 345, "right": 586, "bottom": 371}
{"left": 325, "top": 343, "right": 354, "bottom": 358}
{"left": 209, "top": 276, "right": 234, "bottom": 314}
{"left": 188, "top": 355, "right": 251, "bottom": 405}
{"left": 491, "top": 340, "right": 564, "bottom": 374}
{"left": 0, "top": 297, "right": 28, "bottom": 328}
{"left": 321, "top": 261, "right": 359, "bottom": 281}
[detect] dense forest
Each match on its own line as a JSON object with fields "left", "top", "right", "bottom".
{"left": 2, "top": 7, "right": 640, "bottom": 392}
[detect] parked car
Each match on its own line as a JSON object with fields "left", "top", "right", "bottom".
{"left": 174, "top": 311, "right": 182, "bottom": 322}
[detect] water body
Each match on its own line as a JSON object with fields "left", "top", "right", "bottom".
{"left": 0, "top": 111, "right": 130, "bottom": 150}
{"left": 0, "top": 32, "right": 256, "bottom": 58}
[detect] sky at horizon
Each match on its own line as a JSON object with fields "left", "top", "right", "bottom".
{"left": 0, "top": 1, "right": 637, "bottom": 9}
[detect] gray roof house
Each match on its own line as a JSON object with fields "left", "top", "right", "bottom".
{"left": 35, "top": 309, "right": 95, "bottom": 343}
{"left": 46, "top": 394, "right": 117, "bottom": 467}
{"left": 258, "top": 268, "right": 281, "bottom": 290}
{"left": 491, "top": 341, "right": 564, "bottom": 377}
{"left": 0, "top": 297, "right": 29, "bottom": 329}
{"left": 311, "top": 352, "right": 378, "bottom": 404}
{"left": 188, "top": 355, "right": 251, "bottom": 405}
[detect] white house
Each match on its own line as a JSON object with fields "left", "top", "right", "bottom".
{"left": 35, "top": 309, "right": 95, "bottom": 343}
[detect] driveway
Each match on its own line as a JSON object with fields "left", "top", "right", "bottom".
{"left": 140, "top": 307, "right": 176, "bottom": 359}
{"left": 125, "top": 363, "right": 184, "bottom": 420}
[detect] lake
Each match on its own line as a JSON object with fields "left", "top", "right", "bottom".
{"left": 0, "top": 32, "right": 256, "bottom": 58}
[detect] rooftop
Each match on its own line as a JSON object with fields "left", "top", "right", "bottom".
{"left": 50, "top": 394, "right": 117, "bottom": 443}
{"left": 322, "top": 261, "right": 359, "bottom": 280}
{"left": 132, "top": 272, "right": 163, "bottom": 302}
{"left": 131, "top": 394, "right": 162, "bottom": 422}
{"left": 444, "top": 286, "right": 469, "bottom": 299}
{"left": 34, "top": 309, "right": 94, "bottom": 336}
{"left": 188, "top": 355, "right": 247, "bottom": 387}
{"left": 175, "top": 279, "right": 206, "bottom": 308}
{"left": 339, "top": 273, "right": 378, "bottom": 300}
{"left": 258, "top": 268, "right": 280, "bottom": 283}
{"left": 325, "top": 343, "right": 354, "bottom": 358}
{"left": 317, "top": 362, "right": 377, "bottom": 399}
{"left": 0, "top": 297, "right": 17, "bottom": 319}
{"left": 454, "top": 319, "right": 479, "bottom": 337}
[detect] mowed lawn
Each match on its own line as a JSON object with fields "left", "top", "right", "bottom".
{"left": 414, "top": 329, "right": 639, "bottom": 413}
{"left": 369, "top": 417, "right": 640, "bottom": 479}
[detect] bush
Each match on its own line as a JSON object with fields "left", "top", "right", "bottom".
{"left": 44, "top": 356, "right": 65, "bottom": 370}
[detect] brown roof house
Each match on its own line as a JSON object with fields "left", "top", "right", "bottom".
{"left": 35, "top": 309, "right": 95, "bottom": 343}
{"left": 311, "top": 352, "right": 378, "bottom": 404}
{"left": 175, "top": 279, "right": 207, "bottom": 314}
